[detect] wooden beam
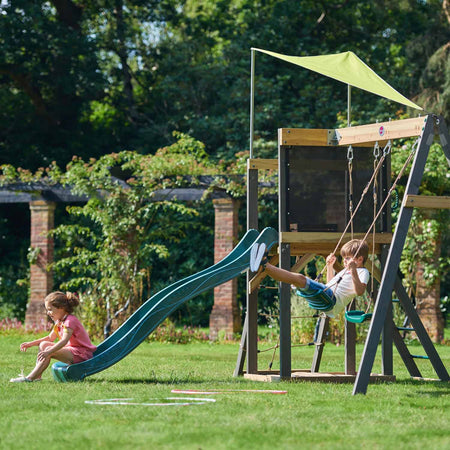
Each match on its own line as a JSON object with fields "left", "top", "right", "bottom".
{"left": 278, "top": 128, "right": 330, "bottom": 147}
{"left": 281, "top": 232, "right": 392, "bottom": 244}
{"left": 243, "top": 371, "right": 396, "bottom": 383}
{"left": 248, "top": 255, "right": 279, "bottom": 293}
{"left": 291, "top": 253, "right": 315, "bottom": 273}
{"left": 403, "top": 195, "right": 450, "bottom": 209}
{"left": 278, "top": 117, "right": 427, "bottom": 147}
{"left": 291, "top": 243, "right": 389, "bottom": 255}
{"left": 247, "top": 159, "right": 278, "bottom": 170}
{"left": 283, "top": 233, "right": 392, "bottom": 256}
{"left": 278, "top": 116, "right": 428, "bottom": 147}
{"left": 336, "top": 116, "right": 427, "bottom": 146}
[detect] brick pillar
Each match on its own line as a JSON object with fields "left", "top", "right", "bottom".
{"left": 25, "top": 200, "right": 56, "bottom": 330}
{"left": 416, "top": 262, "right": 444, "bottom": 343}
{"left": 209, "top": 198, "right": 241, "bottom": 340}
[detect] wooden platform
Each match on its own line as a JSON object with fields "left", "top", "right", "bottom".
{"left": 244, "top": 370, "right": 396, "bottom": 384}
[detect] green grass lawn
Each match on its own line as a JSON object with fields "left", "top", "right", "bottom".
{"left": 1, "top": 333, "right": 449, "bottom": 450}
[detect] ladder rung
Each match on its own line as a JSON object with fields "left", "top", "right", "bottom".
{"left": 392, "top": 298, "right": 400, "bottom": 303}
{"left": 411, "top": 355, "right": 429, "bottom": 360}
{"left": 397, "top": 326, "right": 414, "bottom": 331}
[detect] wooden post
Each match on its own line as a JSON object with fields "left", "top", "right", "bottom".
{"left": 278, "top": 141, "right": 291, "bottom": 378}
{"left": 312, "top": 317, "right": 329, "bottom": 373}
{"left": 246, "top": 167, "right": 259, "bottom": 374}
{"left": 345, "top": 300, "right": 357, "bottom": 375}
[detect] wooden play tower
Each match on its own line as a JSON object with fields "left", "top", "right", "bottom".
{"left": 234, "top": 49, "right": 449, "bottom": 394}
{"left": 235, "top": 114, "right": 450, "bottom": 394}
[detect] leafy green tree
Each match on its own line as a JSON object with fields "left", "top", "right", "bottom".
{"left": 392, "top": 139, "right": 449, "bottom": 339}
{"left": 0, "top": 0, "right": 108, "bottom": 168}
{"left": 1, "top": 133, "right": 217, "bottom": 336}
{"left": 1, "top": 0, "right": 449, "bottom": 332}
{"left": 417, "top": 1, "right": 450, "bottom": 121}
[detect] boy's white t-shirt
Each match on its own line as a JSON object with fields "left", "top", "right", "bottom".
{"left": 325, "top": 267, "right": 370, "bottom": 317}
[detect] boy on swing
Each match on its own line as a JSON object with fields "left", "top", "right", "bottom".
{"left": 250, "top": 239, "right": 370, "bottom": 317}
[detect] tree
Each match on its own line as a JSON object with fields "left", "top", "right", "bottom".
{"left": 1, "top": 133, "right": 217, "bottom": 336}
{"left": 1, "top": 0, "right": 449, "bottom": 331}
{"left": 417, "top": 0, "right": 450, "bottom": 122}
{"left": 393, "top": 140, "right": 449, "bottom": 342}
{"left": 0, "top": 0, "right": 107, "bottom": 168}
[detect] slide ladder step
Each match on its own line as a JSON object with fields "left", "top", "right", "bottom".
{"left": 411, "top": 355, "right": 430, "bottom": 360}
{"left": 397, "top": 326, "right": 414, "bottom": 332}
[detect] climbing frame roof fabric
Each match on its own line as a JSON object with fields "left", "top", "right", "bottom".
{"left": 253, "top": 48, "right": 423, "bottom": 111}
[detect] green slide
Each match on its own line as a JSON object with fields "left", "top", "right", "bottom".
{"left": 52, "top": 227, "right": 278, "bottom": 382}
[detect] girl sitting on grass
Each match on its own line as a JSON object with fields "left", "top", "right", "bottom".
{"left": 10, "top": 291, "right": 96, "bottom": 382}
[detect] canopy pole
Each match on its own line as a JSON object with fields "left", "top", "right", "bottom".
{"left": 250, "top": 49, "right": 255, "bottom": 158}
{"left": 347, "top": 84, "right": 351, "bottom": 127}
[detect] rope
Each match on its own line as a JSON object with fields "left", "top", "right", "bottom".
{"left": 259, "top": 312, "right": 320, "bottom": 319}
{"left": 258, "top": 310, "right": 326, "bottom": 369}
{"left": 268, "top": 336, "right": 279, "bottom": 368}
{"left": 345, "top": 139, "right": 418, "bottom": 319}
{"left": 258, "top": 342, "right": 319, "bottom": 354}
{"left": 353, "top": 138, "right": 419, "bottom": 259}
{"left": 315, "top": 140, "right": 391, "bottom": 281}
{"left": 369, "top": 142, "right": 380, "bottom": 310}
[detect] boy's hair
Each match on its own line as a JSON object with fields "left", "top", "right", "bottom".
{"left": 45, "top": 291, "right": 79, "bottom": 314}
{"left": 340, "top": 239, "right": 369, "bottom": 264}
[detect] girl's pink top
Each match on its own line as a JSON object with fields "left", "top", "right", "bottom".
{"left": 56, "top": 314, "right": 97, "bottom": 353}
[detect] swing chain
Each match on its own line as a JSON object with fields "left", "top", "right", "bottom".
{"left": 383, "top": 140, "right": 392, "bottom": 157}
{"left": 347, "top": 145, "right": 354, "bottom": 237}
{"left": 373, "top": 141, "right": 380, "bottom": 159}
{"left": 347, "top": 145, "right": 354, "bottom": 163}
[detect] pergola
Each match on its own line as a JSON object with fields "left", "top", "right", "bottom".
{"left": 0, "top": 179, "right": 242, "bottom": 340}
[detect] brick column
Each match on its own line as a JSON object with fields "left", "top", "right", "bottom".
{"left": 209, "top": 198, "right": 241, "bottom": 340}
{"left": 25, "top": 200, "right": 56, "bottom": 330}
{"left": 415, "top": 262, "right": 444, "bottom": 343}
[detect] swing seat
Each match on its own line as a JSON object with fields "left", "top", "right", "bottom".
{"left": 296, "top": 288, "right": 335, "bottom": 312}
{"left": 345, "top": 310, "right": 373, "bottom": 324}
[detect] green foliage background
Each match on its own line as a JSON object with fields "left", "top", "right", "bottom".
{"left": 0, "top": 0, "right": 449, "bottom": 330}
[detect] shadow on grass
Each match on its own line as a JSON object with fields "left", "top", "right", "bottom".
{"left": 85, "top": 375, "right": 235, "bottom": 385}
{"left": 96, "top": 378, "right": 209, "bottom": 385}
{"left": 397, "top": 378, "right": 450, "bottom": 396}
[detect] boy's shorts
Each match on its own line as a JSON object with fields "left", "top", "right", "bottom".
{"left": 296, "top": 278, "right": 336, "bottom": 309}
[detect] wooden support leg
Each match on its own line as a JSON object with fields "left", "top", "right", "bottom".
{"left": 353, "top": 115, "right": 435, "bottom": 395}
{"left": 234, "top": 315, "right": 247, "bottom": 377}
{"left": 311, "top": 316, "right": 329, "bottom": 373}
{"left": 382, "top": 301, "right": 394, "bottom": 375}
{"left": 345, "top": 300, "right": 356, "bottom": 375}
{"left": 246, "top": 167, "right": 259, "bottom": 374}
{"left": 246, "top": 288, "right": 259, "bottom": 374}
{"left": 391, "top": 320, "right": 422, "bottom": 378}
{"left": 394, "top": 275, "right": 449, "bottom": 381}
{"left": 279, "top": 243, "right": 291, "bottom": 378}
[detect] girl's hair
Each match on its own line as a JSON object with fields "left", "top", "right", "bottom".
{"left": 45, "top": 291, "right": 79, "bottom": 314}
{"left": 340, "top": 239, "right": 369, "bottom": 263}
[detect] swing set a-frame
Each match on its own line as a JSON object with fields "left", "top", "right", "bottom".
{"left": 235, "top": 49, "right": 450, "bottom": 395}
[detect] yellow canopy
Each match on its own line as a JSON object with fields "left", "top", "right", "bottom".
{"left": 253, "top": 48, "right": 423, "bottom": 111}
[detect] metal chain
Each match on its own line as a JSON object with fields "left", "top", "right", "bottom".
{"left": 347, "top": 145, "right": 354, "bottom": 238}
